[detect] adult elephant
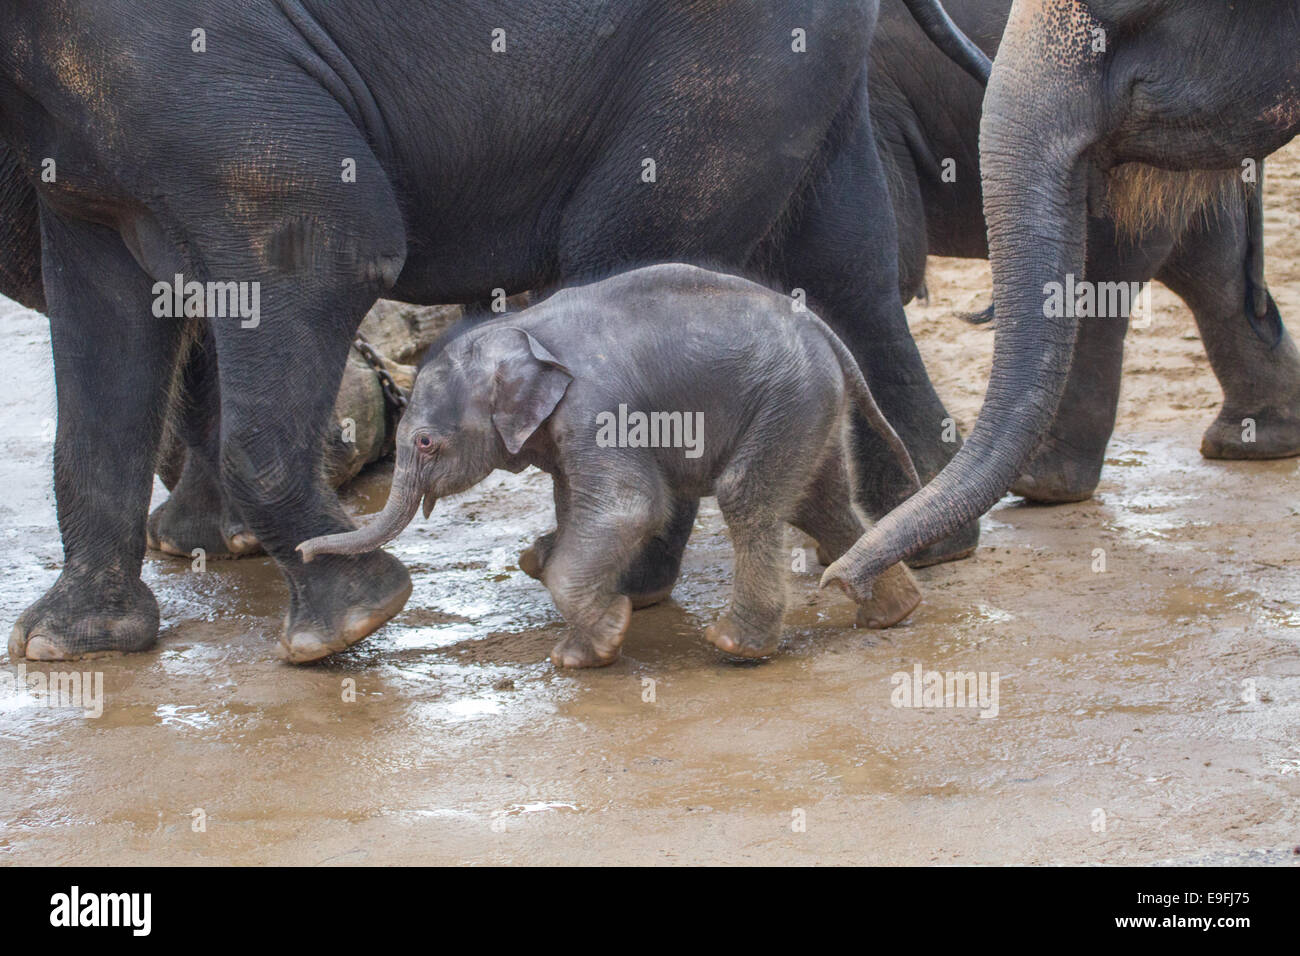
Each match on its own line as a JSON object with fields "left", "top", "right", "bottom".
{"left": 871, "top": 0, "right": 1300, "bottom": 503}
{"left": 828, "top": 0, "right": 1300, "bottom": 596}
{"left": 2, "top": 0, "right": 989, "bottom": 663}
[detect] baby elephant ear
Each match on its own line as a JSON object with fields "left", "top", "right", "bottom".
{"left": 490, "top": 329, "right": 573, "bottom": 455}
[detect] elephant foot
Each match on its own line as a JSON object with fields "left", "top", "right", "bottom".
{"left": 1010, "top": 439, "right": 1105, "bottom": 504}
{"left": 10, "top": 572, "right": 159, "bottom": 661}
{"left": 705, "top": 612, "right": 779, "bottom": 660}
{"left": 903, "top": 518, "right": 980, "bottom": 568}
{"left": 279, "top": 551, "right": 412, "bottom": 663}
{"left": 854, "top": 562, "right": 922, "bottom": 630}
{"left": 550, "top": 633, "right": 621, "bottom": 668}
{"left": 147, "top": 487, "right": 261, "bottom": 559}
{"left": 519, "top": 531, "right": 556, "bottom": 581}
{"left": 549, "top": 596, "right": 631, "bottom": 668}
{"left": 1201, "top": 404, "right": 1300, "bottom": 460}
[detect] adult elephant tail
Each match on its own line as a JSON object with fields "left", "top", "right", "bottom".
{"left": 0, "top": 144, "right": 45, "bottom": 314}
{"left": 902, "top": 0, "right": 992, "bottom": 85}
{"left": 1244, "top": 161, "right": 1283, "bottom": 347}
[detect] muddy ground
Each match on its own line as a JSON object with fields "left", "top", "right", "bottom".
{"left": 2, "top": 145, "right": 1298, "bottom": 867}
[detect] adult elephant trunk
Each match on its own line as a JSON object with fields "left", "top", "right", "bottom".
{"left": 297, "top": 448, "right": 426, "bottom": 562}
{"left": 826, "top": 0, "right": 1106, "bottom": 600}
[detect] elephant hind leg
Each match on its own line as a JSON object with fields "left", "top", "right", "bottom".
{"left": 705, "top": 510, "right": 787, "bottom": 660}
{"left": 147, "top": 326, "right": 262, "bottom": 559}
{"left": 1158, "top": 208, "right": 1300, "bottom": 461}
{"left": 704, "top": 426, "right": 831, "bottom": 660}
{"left": 766, "top": 85, "right": 978, "bottom": 566}
{"left": 174, "top": 118, "right": 415, "bottom": 662}
{"left": 617, "top": 495, "right": 697, "bottom": 609}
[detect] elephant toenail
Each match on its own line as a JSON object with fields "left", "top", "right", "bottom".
{"left": 228, "top": 532, "right": 259, "bottom": 554}
{"left": 284, "top": 632, "right": 329, "bottom": 663}
{"left": 25, "top": 635, "right": 61, "bottom": 661}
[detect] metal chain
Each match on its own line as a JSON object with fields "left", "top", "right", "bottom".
{"left": 352, "top": 333, "right": 409, "bottom": 412}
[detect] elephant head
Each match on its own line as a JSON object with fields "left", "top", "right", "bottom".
{"left": 825, "top": 0, "right": 1300, "bottom": 599}
{"left": 297, "top": 327, "right": 572, "bottom": 562}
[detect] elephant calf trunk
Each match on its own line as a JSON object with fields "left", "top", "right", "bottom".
{"left": 297, "top": 468, "right": 426, "bottom": 562}
{"left": 299, "top": 526, "right": 396, "bottom": 563}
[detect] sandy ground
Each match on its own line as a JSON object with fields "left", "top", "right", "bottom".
{"left": 1, "top": 145, "right": 1298, "bottom": 867}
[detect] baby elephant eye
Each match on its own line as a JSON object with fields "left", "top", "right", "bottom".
{"left": 415, "top": 433, "right": 436, "bottom": 452}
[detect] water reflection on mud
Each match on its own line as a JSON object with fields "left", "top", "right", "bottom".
{"left": 1, "top": 298, "right": 1297, "bottom": 865}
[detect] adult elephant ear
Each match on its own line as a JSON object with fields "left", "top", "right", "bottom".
{"left": 488, "top": 328, "right": 573, "bottom": 455}
{"left": 902, "top": 0, "right": 992, "bottom": 84}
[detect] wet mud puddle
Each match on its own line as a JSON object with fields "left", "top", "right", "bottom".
{"left": 1, "top": 299, "right": 1297, "bottom": 865}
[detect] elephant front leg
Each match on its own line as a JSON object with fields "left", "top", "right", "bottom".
{"left": 1012, "top": 217, "right": 1174, "bottom": 503}
{"left": 617, "top": 495, "right": 696, "bottom": 608}
{"left": 519, "top": 471, "right": 568, "bottom": 582}
{"left": 547, "top": 590, "right": 633, "bottom": 669}
{"left": 518, "top": 530, "right": 556, "bottom": 581}
{"left": 10, "top": 216, "right": 184, "bottom": 661}
{"left": 526, "top": 517, "right": 695, "bottom": 609}
{"left": 211, "top": 277, "right": 413, "bottom": 663}
{"left": 1197, "top": 311, "right": 1300, "bottom": 460}
{"left": 148, "top": 448, "right": 261, "bottom": 558}
{"left": 542, "top": 511, "right": 657, "bottom": 668}
{"left": 1010, "top": 314, "right": 1127, "bottom": 503}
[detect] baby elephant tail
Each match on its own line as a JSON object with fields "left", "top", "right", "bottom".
{"left": 814, "top": 322, "right": 923, "bottom": 605}
{"left": 817, "top": 323, "right": 922, "bottom": 495}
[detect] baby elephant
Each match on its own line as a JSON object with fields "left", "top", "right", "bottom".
{"left": 299, "top": 264, "right": 922, "bottom": 666}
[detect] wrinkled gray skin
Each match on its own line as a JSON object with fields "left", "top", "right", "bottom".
{"left": 299, "top": 265, "right": 925, "bottom": 667}
{"left": 830, "top": 0, "right": 1300, "bottom": 598}
{"left": 872, "top": 0, "right": 1300, "bottom": 503}
{"left": 1, "top": 0, "right": 990, "bottom": 665}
